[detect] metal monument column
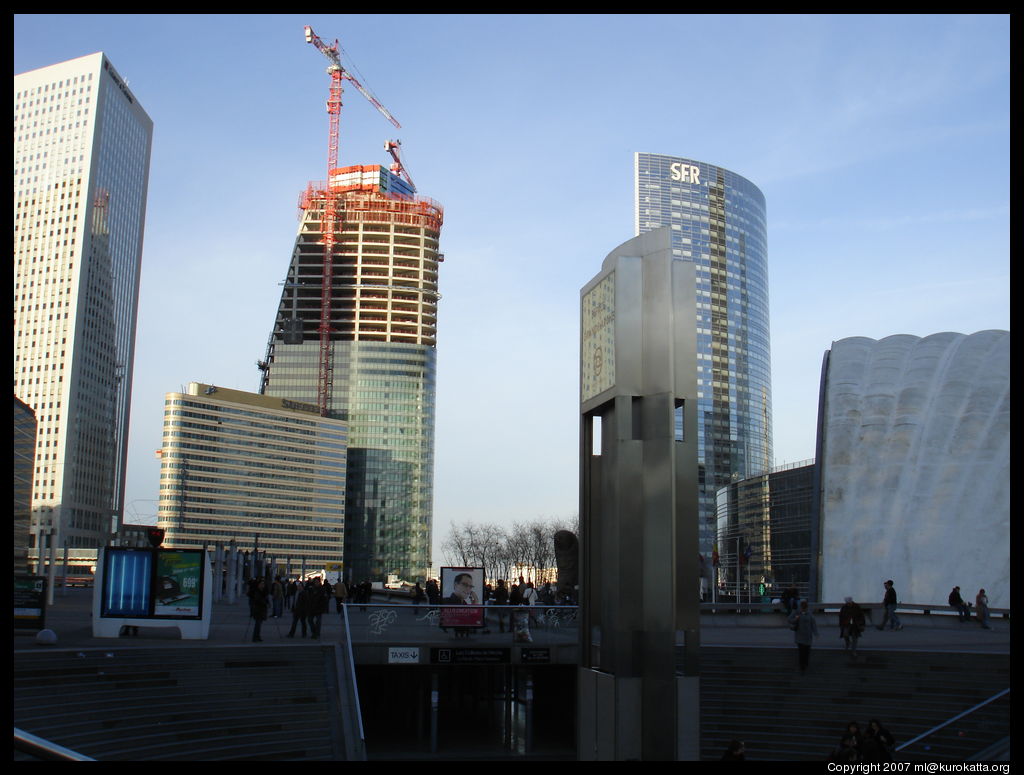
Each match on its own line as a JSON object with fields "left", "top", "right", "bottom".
{"left": 578, "top": 228, "right": 700, "bottom": 760}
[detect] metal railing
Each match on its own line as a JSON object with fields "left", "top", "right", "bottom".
{"left": 14, "top": 727, "right": 95, "bottom": 761}
{"left": 336, "top": 605, "right": 367, "bottom": 760}
{"left": 895, "top": 688, "right": 1010, "bottom": 754}
{"left": 343, "top": 603, "right": 580, "bottom": 643}
{"left": 699, "top": 601, "right": 1010, "bottom": 619}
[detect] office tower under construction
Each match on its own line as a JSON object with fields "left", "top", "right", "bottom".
{"left": 260, "top": 167, "right": 443, "bottom": 583}
{"left": 260, "top": 27, "right": 443, "bottom": 582}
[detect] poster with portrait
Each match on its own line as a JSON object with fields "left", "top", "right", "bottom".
{"left": 439, "top": 566, "right": 485, "bottom": 628}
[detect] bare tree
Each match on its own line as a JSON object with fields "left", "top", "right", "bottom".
{"left": 441, "top": 522, "right": 474, "bottom": 566}
{"left": 443, "top": 516, "right": 578, "bottom": 585}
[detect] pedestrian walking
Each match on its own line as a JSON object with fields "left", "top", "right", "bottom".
{"left": 781, "top": 584, "right": 799, "bottom": 616}
{"left": 410, "top": 582, "right": 426, "bottom": 614}
{"left": 948, "top": 586, "right": 970, "bottom": 622}
{"left": 493, "top": 579, "right": 510, "bottom": 633}
{"left": 333, "top": 579, "right": 349, "bottom": 614}
{"left": 271, "top": 576, "right": 284, "bottom": 619}
{"left": 876, "top": 580, "right": 902, "bottom": 631}
{"left": 521, "top": 581, "right": 540, "bottom": 628}
{"left": 248, "top": 578, "right": 269, "bottom": 642}
{"left": 308, "top": 578, "right": 328, "bottom": 639}
{"left": 788, "top": 600, "right": 819, "bottom": 673}
{"left": 839, "top": 597, "right": 866, "bottom": 656}
{"left": 975, "top": 589, "right": 992, "bottom": 629}
{"left": 426, "top": 578, "right": 440, "bottom": 606}
{"left": 287, "top": 581, "right": 310, "bottom": 638}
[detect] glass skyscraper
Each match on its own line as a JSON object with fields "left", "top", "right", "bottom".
{"left": 260, "top": 165, "right": 443, "bottom": 583}
{"left": 635, "top": 153, "right": 772, "bottom": 553}
{"left": 14, "top": 53, "right": 152, "bottom": 551}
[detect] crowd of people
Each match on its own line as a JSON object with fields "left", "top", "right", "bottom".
{"left": 828, "top": 719, "right": 897, "bottom": 763}
{"left": 245, "top": 574, "right": 577, "bottom": 643}
{"left": 721, "top": 719, "right": 898, "bottom": 761}
{"left": 782, "top": 578, "right": 995, "bottom": 674}
{"left": 245, "top": 574, "right": 376, "bottom": 642}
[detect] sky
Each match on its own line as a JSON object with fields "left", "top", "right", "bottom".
{"left": 14, "top": 14, "right": 1010, "bottom": 565}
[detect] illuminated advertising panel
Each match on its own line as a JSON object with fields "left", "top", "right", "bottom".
{"left": 101, "top": 548, "right": 153, "bottom": 617}
{"left": 100, "top": 548, "right": 205, "bottom": 620}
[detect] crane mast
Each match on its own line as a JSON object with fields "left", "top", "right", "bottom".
{"left": 304, "top": 25, "right": 401, "bottom": 416}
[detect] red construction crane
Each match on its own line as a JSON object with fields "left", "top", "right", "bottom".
{"left": 385, "top": 139, "right": 417, "bottom": 194}
{"left": 304, "top": 25, "right": 402, "bottom": 416}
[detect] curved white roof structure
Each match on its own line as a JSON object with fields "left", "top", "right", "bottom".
{"left": 819, "top": 331, "right": 1009, "bottom": 608}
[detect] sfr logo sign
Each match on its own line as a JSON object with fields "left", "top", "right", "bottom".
{"left": 669, "top": 163, "right": 701, "bottom": 184}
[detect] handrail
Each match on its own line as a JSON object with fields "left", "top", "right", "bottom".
{"left": 345, "top": 603, "right": 579, "bottom": 609}
{"left": 698, "top": 602, "right": 1010, "bottom": 617}
{"left": 340, "top": 604, "right": 366, "bottom": 746}
{"left": 14, "top": 727, "right": 95, "bottom": 761}
{"left": 895, "top": 688, "right": 1010, "bottom": 752}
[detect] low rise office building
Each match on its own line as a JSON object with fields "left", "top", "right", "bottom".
{"left": 157, "top": 382, "right": 348, "bottom": 571}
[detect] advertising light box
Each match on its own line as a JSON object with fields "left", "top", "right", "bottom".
{"left": 100, "top": 548, "right": 205, "bottom": 620}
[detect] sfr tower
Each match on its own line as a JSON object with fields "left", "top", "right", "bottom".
{"left": 634, "top": 153, "right": 772, "bottom": 558}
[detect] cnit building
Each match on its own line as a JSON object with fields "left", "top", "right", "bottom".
{"left": 14, "top": 53, "right": 152, "bottom": 556}
{"left": 634, "top": 153, "right": 772, "bottom": 557}
{"left": 259, "top": 164, "right": 444, "bottom": 583}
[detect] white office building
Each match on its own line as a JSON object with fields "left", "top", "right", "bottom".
{"left": 14, "top": 53, "right": 153, "bottom": 551}
{"left": 157, "top": 383, "right": 348, "bottom": 570}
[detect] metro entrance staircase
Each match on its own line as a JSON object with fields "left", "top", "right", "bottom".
{"left": 698, "top": 647, "right": 1010, "bottom": 761}
{"left": 15, "top": 642, "right": 1009, "bottom": 760}
{"left": 13, "top": 644, "right": 361, "bottom": 761}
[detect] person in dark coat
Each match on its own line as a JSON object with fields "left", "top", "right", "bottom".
{"left": 843, "top": 721, "right": 863, "bottom": 757}
{"left": 830, "top": 734, "right": 861, "bottom": 763}
{"left": 425, "top": 578, "right": 440, "bottom": 606}
{"left": 493, "top": 579, "right": 510, "bottom": 632}
{"left": 287, "top": 582, "right": 310, "bottom": 638}
{"left": 948, "top": 586, "right": 970, "bottom": 622}
{"left": 788, "top": 600, "right": 819, "bottom": 673}
{"left": 308, "top": 578, "right": 328, "bottom": 639}
{"left": 411, "top": 582, "right": 426, "bottom": 613}
{"left": 333, "top": 579, "right": 349, "bottom": 614}
{"left": 270, "top": 576, "right": 285, "bottom": 619}
{"left": 877, "top": 580, "right": 902, "bottom": 630}
{"left": 248, "top": 578, "right": 270, "bottom": 642}
{"left": 781, "top": 584, "right": 799, "bottom": 615}
{"left": 867, "top": 719, "right": 895, "bottom": 759}
{"left": 860, "top": 727, "right": 889, "bottom": 762}
{"left": 839, "top": 597, "right": 866, "bottom": 656}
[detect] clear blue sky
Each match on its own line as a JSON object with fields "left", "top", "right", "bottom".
{"left": 15, "top": 14, "right": 1010, "bottom": 565}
